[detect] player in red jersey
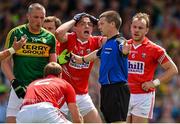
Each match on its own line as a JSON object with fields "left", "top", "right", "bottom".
{"left": 16, "top": 62, "right": 83, "bottom": 123}
{"left": 127, "top": 12, "right": 178, "bottom": 123}
{"left": 55, "top": 13, "right": 106, "bottom": 123}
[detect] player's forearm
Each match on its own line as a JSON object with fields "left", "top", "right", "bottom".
{"left": 1, "top": 58, "right": 15, "bottom": 82}
{"left": 0, "top": 47, "right": 16, "bottom": 62}
{"left": 68, "top": 103, "right": 83, "bottom": 123}
{"left": 72, "top": 50, "right": 98, "bottom": 64}
{"left": 84, "top": 50, "right": 98, "bottom": 62}
{"left": 72, "top": 113, "right": 83, "bottom": 123}
{"left": 0, "top": 50, "right": 11, "bottom": 61}
{"left": 158, "top": 61, "right": 178, "bottom": 83}
{"left": 55, "top": 20, "right": 76, "bottom": 42}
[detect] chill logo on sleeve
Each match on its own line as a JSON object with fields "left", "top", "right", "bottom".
{"left": 16, "top": 43, "right": 51, "bottom": 57}
{"left": 128, "top": 60, "right": 145, "bottom": 74}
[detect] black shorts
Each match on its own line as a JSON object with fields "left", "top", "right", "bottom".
{"left": 100, "top": 83, "right": 130, "bottom": 123}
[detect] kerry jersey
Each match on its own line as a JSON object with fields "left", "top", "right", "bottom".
{"left": 61, "top": 32, "right": 102, "bottom": 94}
{"left": 5, "top": 24, "right": 56, "bottom": 86}
{"left": 128, "top": 37, "right": 169, "bottom": 94}
{"left": 22, "top": 75, "right": 76, "bottom": 108}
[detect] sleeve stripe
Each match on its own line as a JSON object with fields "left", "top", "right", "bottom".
{"left": 4, "top": 29, "right": 15, "bottom": 49}
{"left": 158, "top": 54, "right": 165, "bottom": 64}
{"left": 158, "top": 52, "right": 172, "bottom": 64}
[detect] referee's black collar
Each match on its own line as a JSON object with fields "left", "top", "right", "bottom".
{"left": 107, "top": 34, "right": 121, "bottom": 41}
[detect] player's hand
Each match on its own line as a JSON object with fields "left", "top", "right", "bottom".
{"left": 87, "top": 14, "right": 99, "bottom": 25}
{"left": 58, "top": 49, "right": 71, "bottom": 65}
{"left": 71, "top": 52, "right": 83, "bottom": 64}
{"left": 11, "top": 79, "right": 26, "bottom": 99}
{"left": 141, "top": 81, "right": 155, "bottom": 92}
{"left": 12, "top": 35, "right": 27, "bottom": 51}
{"left": 122, "top": 40, "right": 131, "bottom": 55}
{"left": 73, "top": 12, "right": 87, "bottom": 23}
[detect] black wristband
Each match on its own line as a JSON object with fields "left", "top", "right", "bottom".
{"left": 82, "top": 56, "right": 86, "bottom": 63}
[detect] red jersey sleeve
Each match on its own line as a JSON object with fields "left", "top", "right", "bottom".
{"left": 153, "top": 45, "right": 169, "bottom": 65}
{"left": 67, "top": 32, "right": 77, "bottom": 52}
{"left": 64, "top": 80, "right": 76, "bottom": 103}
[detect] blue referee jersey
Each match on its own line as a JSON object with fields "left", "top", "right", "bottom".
{"left": 97, "top": 35, "right": 128, "bottom": 85}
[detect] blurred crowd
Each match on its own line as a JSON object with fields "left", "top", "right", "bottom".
{"left": 0, "top": 0, "right": 179, "bottom": 123}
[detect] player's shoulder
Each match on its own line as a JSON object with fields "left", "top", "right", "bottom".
{"left": 41, "top": 27, "right": 55, "bottom": 36}
{"left": 52, "top": 77, "right": 67, "bottom": 84}
{"left": 88, "top": 35, "right": 103, "bottom": 43}
{"left": 8, "top": 24, "right": 26, "bottom": 34}
{"left": 90, "top": 35, "right": 103, "bottom": 40}
{"left": 148, "top": 39, "right": 165, "bottom": 51}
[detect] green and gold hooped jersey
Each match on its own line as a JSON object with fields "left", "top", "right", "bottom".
{"left": 5, "top": 24, "right": 56, "bottom": 86}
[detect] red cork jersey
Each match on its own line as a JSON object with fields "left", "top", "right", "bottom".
{"left": 22, "top": 75, "right": 76, "bottom": 108}
{"left": 62, "top": 32, "right": 102, "bottom": 94}
{"left": 128, "top": 37, "right": 169, "bottom": 94}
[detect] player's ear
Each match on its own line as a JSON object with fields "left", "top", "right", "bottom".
{"left": 59, "top": 73, "right": 62, "bottom": 78}
{"left": 72, "top": 26, "right": 77, "bottom": 32}
{"left": 145, "top": 28, "right": 149, "bottom": 35}
{"left": 26, "top": 13, "right": 30, "bottom": 20}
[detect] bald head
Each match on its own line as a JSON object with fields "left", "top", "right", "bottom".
{"left": 28, "top": 3, "right": 46, "bottom": 14}
{"left": 44, "top": 62, "right": 62, "bottom": 77}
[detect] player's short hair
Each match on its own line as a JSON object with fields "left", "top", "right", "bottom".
{"left": 44, "top": 16, "right": 62, "bottom": 28}
{"left": 132, "top": 12, "right": 150, "bottom": 28}
{"left": 44, "top": 62, "right": 62, "bottom": 77}
{"left": 99, "top": 10, "right": 122, "bottom": 30}
{"left": 28, "top": 3, "right": 46, "bottom": 14}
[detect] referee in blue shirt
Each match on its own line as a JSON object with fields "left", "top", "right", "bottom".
{"left": 71, "top": 10, "right": 130, "bottom": 123}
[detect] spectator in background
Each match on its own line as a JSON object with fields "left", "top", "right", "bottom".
{"left": 127, "top": 12, "right": 178, "bottom": 123}
{"left": 1, "top": 3, "right": 56, "bottom": 123}
{"left": 0, "top": 84, "right": 9, "bottom": 123}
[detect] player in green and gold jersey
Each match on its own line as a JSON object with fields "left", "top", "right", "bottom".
{"left": 1, "top": 3, "right": 57, "bottom": 123}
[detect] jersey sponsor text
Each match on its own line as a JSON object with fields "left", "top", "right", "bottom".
{"left": 16, "top": 43, "right": 50, "bottom": 57}
{"left": 128, "top": 60, "right": 144, "bottom": 74}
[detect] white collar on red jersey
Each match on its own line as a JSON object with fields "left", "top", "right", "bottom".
{"left": 77, "top": 38, "right": 88, "bottom": 44}
{"left": 129, "top": 37, "right": 150, "bottom": 49}
{"left": 132, "top": 44, "right": 142, "bottom": 49}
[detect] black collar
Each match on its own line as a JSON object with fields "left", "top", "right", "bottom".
{"left": 108, "top": 34, "right": 121, "bottom": 41}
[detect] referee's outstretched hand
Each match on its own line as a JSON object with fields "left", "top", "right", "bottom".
{"left": 122, "top": 40, "right": 131, "bottom": 55}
